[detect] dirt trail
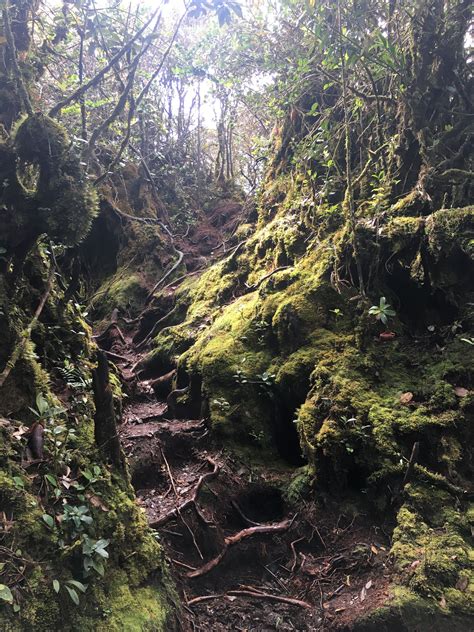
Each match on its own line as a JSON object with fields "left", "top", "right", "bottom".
{"left": 97, "top": 323, "right": 396, "bottom": 631}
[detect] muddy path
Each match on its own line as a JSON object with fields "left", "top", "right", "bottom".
{"left": 98, "top": 323, "right": 396, "bottom": 631}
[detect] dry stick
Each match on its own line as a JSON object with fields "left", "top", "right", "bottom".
{"left": 186, "top": 519, "right": 292, "bottom": 580}
{"left": 402, "top": 441, "right": 420, "bottom": 488}
{"left": 180, "top": 510, "right": 204, "bottom": 561}
{"left": 161, "top": 431, "right": 204, "bottom": 560}
{"left": 49, "top": 7, "right": 160, "bottom": 117}
{"left": 162, "top": 269, "right": 202, "bottom": 292}
{"left": 150, "top": 457, "right": 219, "bottom": 528}
{"left": 102, "top": 349, "right": 130, "bottom": 363}
{"left": 0, "top": 267, "right": 54, "bottom": 388}
{"left": 160, "top": 446, "right": 178, "bottom": 498}
{"left": 94, "top": 322, "right": 126, "bottom": 345}
{"left": 3, "top": 1, "right": 33, "bottom": 115}
{"left": 234, "top": 586, "right": 312, "bottom": 610}
{"left": 290, "top": 537, "right": 305, "bottom": 573}
{"left": 170, "top": 559, "right": 197, "bottom": 571}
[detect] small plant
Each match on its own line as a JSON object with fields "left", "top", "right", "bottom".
{"left": 61, "top": 504, "right": 93, "bottom": 535}
{"left": 249, "top": 429, "right": 265, "bottom": 445}
{"left": 212, "top": 397, "right": 231, "bottom": 413}
{"left": 52, "top": 578, "right": 87, "bottom": 606}
{"left": 29, "top": 393, "right": 65, "bottom": 422}
{"left": 369, "top": 296, "right": 396, "bottom": 326}
{"left": 57, "top": 360, "right": 90, "bottom": 390}
{"left": 81, "top": 535, "right": 110, "bottom": 576}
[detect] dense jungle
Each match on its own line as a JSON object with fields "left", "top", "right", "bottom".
{"left": 0, "top": 0, "right": 472, "bottom": 630}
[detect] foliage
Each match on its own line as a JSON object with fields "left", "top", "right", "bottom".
{"left": 368, "top": 297, "right": 396, "bottom": 326}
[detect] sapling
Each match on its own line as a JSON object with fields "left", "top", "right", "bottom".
{"left": 368, "top": 297, "right": 396, "bottom": 326}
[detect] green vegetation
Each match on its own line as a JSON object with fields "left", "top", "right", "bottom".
{"left": 1, "top": 0, "right": 472, "bottom": 629}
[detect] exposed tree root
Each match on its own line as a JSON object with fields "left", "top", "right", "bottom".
{"left": 244, "top": 266, "right": 292, "bottom": 292}
{"left": 187, "top": 587, "right": 313, "bottom": 610}
{"left": 186, "top": 519, "right": 292, "bottom": 579}
{"left": 150, "top": 457, "right": 219, "bottom": 528}
{"left": 145, "top": 249, "right": 184, "bottom": 306}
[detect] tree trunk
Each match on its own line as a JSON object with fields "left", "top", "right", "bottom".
{"left": 92, "top": 350, "right": 126, "bottom": 472}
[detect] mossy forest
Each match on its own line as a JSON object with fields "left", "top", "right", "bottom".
{"left": 0, "top": 0, "right": 472, "bottom": 629}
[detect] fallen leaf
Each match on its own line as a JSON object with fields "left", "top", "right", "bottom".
{"left": 226, "top": 595, "right": 237, "bottom": 602}
{"left": 87, "top": 494, "right": 109, "bottom": 512}
{"left": 400, "top": 392, "right": 414, "bottom": 404}
{"left": 410, "top": 559, "right": 421, "bottom": 569}
{"left": 454, "top": 386, "right": 469, "bottom": 397}
{"left": 456, "top": 576, "right": 469, "bottom": 592}
{"left": 439, "top": 594, "right": 447, "bottom": 609}
{"left": 365, "top": 580, "right": 373, "bottom": 590}
{"left": 360, "top": 586, "right": 367, "bottom": 601}
{"left": 370, "top": 545, "right": 379, "bottom": 554}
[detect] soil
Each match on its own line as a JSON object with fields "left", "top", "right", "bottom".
{"left": 98, "top": 324, "right": 398, "bottom": 632}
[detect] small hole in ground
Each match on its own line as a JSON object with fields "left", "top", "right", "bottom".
{"left": 232, "top": 484, "right": 285, "bottom": 524}
{"left": 131, "top": 461, "right": 164, "bottom": 490}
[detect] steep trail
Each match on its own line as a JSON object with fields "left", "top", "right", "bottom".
{"left": 97, "top": 319, "right": 396, "bottom": 631}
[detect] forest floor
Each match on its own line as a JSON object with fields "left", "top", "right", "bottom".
{"left": 97, "top": 320, "right": 398, "bottom": 631}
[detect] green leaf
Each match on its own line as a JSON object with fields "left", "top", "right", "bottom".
{"left": 66, "top": 580, "right": 87, "bottom": 593}
{"left": 0, "top": 584, "right": 13, "bottom": 603}
{"left": 42, "top": 514, "right": 54, "bottom": 529}
{"left": 12, "top": 476, "right": 25, "bottom": 488}
{"left": 45, "top": 474, "right": 58, "bottom": 488}
{"left": 65, "top": 586, "right": 80, "bottom": 605}
{"left": 36, "top": 393, "right": 49, "bottom": 415}
{"left": 53, "top": 579, "right": 60, "bottom": 593}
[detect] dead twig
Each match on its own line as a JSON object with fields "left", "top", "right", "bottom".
{"left": 290, "top": 537, "right": 305, "bottom": 573}
{"left": 402, "top": 441, "right": 420, "bottom": 488}
{"left": 160, "top": 446, "right": 178, "bottom": 498}
{"left": 102, "top": 349, "right": 130, "bottom": 363}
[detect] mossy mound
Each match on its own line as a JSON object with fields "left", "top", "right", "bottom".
{"left": 0, "top": 114, "right": 97, "bottom": 254}
{"left": 148, "top": 176, "right": 474, "bottom": 624}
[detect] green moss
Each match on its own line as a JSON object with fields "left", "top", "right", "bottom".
{"left": 13, "top": 113, "right": 98, "bottom": 246}
{"left": 92, "top": 272, "right": 148, "bottom": 321}
{"left": 391, "top": 484, "right": 473, "bottom": 615}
